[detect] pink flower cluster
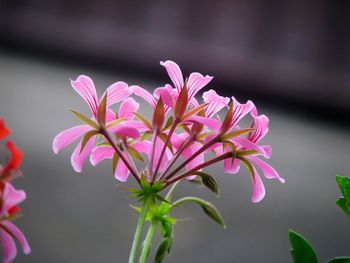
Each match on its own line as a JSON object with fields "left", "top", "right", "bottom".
{"left": 53, "top": 60, "right": 284, "bottom": 203}
{"left": 0, "top": 119, "right": 31, "bottom": 263}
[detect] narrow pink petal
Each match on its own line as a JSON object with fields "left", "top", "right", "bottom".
{"left": 0, "top": 228, "right": 17, "bottom": 263}
{"left": 106, "top": 81, "right": 133, "bottom": 107}
{"left": 132, "top": 141, "right": 151, "bottom": 153}
{"left": 53, "top": 125, "right": 91, "bottom": 154}
{"left": 71, "top": 75, "right": 99, "bottom": 116}
{"left": 90, "top": 146, "right": 114, "bottom": 166}
{"left": 248, "top": 156, "right": 285, "bottom": 183}
{"left": 110, "top": 124, "right": 140, "bottom": 139}
{"left": 224, "top": 158, "right": 241, "bottom": 174}
{"left": 261, "top": 145, "right": 272, "bottom": 158}
{"left": 230, "top": 98, "right": 254, "bottom": 127}
{"left": 160, "top": 60, "right": 184, "bottom": 91}
{"left": 114, "top": 157, "right": 130, "bottom": 182}
{"left": 203, "top": 90, "right": 229, "bottom": 117}
{"left": 170, "top": 133, "right": 186, "bottom": 150}
{"left": 133, "top": 86, "right": 156, "bottom": 108}
{"left": 118, "top": 98, "right": 140, "bottom": 120}
{"left": 233, "top": 137, "right": 266, "bottom": 157}
{"left": 250, "top": 114, "right": 269, "bottom": 143}
{"left": 183, "top": 142, "right": 203, "bottom": 172}
{"left": 187, "top": 72, "right": 213, "bottom": 100}
{"left": 106, "top": 109, "right": 116, "bottom": 123}
{"left": 251, "top": 168, "right": 265, "bottom": 203}
{"left": 186, "top": 116, "right": 220, "bottom": 130}
{"left": 152, "top": 137, "right": 169, "bottom": 172}
{"left": 1, "top": 183, "right": 26, "bottom": 217}
{"left": 2, "top": 221, "right": 30, "bottom": 254}
{"left": 71, "top": 137, "right": 95, "bottom": 173}
{"left": 154, "top": 85, "right": 175, "bottom": 108}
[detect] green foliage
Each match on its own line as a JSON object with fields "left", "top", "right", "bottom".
{"left": 328, "top": 258, "right": 350, "bottom": 263}
{"left": 193, "top": 172, "right": 219, "bottom": 197}
{"left": 289, "top": 230, "right": 319, "bottom": 263}
{"left": 336, "top": 176, "right": 350, "bottom": 218}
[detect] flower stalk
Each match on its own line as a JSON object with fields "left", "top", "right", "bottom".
{"left": 128, "top": 195, "right": 153, "bottom": 263}
{"left": 139, "top": 220, "right": 158, "bottom": 263}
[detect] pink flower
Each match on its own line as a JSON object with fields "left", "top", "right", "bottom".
{"left": 218, "top": 103, "right": 284, "bottom": 202}
{"left": 0, "top": 183, "right": 30, "bottom": 263}
{"left": 53, "top": 75, "right": 136, "bottom": 172}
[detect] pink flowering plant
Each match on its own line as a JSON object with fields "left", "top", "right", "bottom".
{"left": 0, "top": 119, "right": 31, "bottom": 263}
{"left": 53, "top": 60, "right": 284, "bottom": 263}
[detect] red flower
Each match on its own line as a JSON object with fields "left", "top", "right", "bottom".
{"left": 0, "top": 119, "right": 11, "bottom": 141}
{"left": 2, "top": 141, "right": 23, "bottom": 176}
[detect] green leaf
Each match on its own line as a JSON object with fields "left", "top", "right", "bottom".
{"left": 97, "top": 92, "right": 107, "bottom": 127}
{"left": 328, "top": 257, "right": 350, "bottom": 263}
{"left": 80, "top": 130, "right": 99, "bottom": 154}
{"left": 237, "top": 156, "right": 255, "bottom": 182}
{"left": 336, "top": 176, "right": 350, "bottom": 218}
{"left": 336, "top": 198, "right": 350, "bottom": 218}
{"left": 155, "top": 237, "right": 172, "bottom": 263}
{"left": 112, "top": 153, "right": 119, "bottom": 175}
{"left": 106, "top": 118, "right": 126, "bottom": 129}
{"left": 193, "top": 172, "right": 219, "bottom": 197}
{"left": 141, "top": 131, "right": 152, "bottom": 141}
{"left": 159, "top": 133, "right": 174, "bottom": 154}
{"left": 172, "top": 197, "right": 226, "bottom": 228}
{"left": 182, "top": 103, "right": 208, "bottom": 120}
{"left": 219, "top": 102, "right": 234, "bottom": 134}
{"left": 221, "top": 128, "right": 255, "bottom": 140}
{"left": 289, "top": 230, "right": 319, "bottom": 263}
{"left": 133, "top": 112, "right": 152, "bottom": 130}
{"left": 70, "top": 109, "right": 99, "bottom": 129}
{"left": 127, "top": 146, "right": 145, "bottom": 162}
{"left": 164, "top": 116, "right": 174, "bottom": 130}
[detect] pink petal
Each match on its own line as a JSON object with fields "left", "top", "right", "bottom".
{"left": 110, "top": 123, "right": 140, "bottom": 139}
{"left": 183, "top": 142, "right": 203, "bottom": 172}
{"left": 248, "top": 156, "right": 285, "bottom": 183}
{"left": 71, "top": 137, "right": 95, "bottom": 173}
{"left": 230, "top": 97, "right": 254, "bottom": 127}
{"left": 233, "top": 137, "right": 267, "bottom": 157}
{"left": 0, "top": 227, "right": 17, "bottom": 263}
{"left": 53, "top": 125, "right": 91, "bottom": 154}
{"left": 71, "top": 75, "right": 99, "bottom": 116}
{"left": 160, "top": 60, "right": 184, "bottom": 91}
{"left": 251, "top": 168, "right": 265, "bottom": 203}
{"left": 106, "top": 81, "right": 133, "bottom": 107}
{"left": 154, "top": 85, "right": 175, "bottom": 109}
{"left": 224, "top": 158, "right": 241, "bottom": 174}
{"left": 2, "top": 221, "right": 30, "bottom": 254}
{"left": 250, "top": 114, "right": 269, "bottom": 143}
{"left": 118, "top": 98, "right": 140, "bottom": 120}
{"left": 186, "top": 116, "right": 220, "bottom": 130}
{"left": 0, "top": 183, "right": 26, "bottom": 217}
{"left": 151, "top": 137, "right": 169, "bottom": 172}
{"left": 90, "top": 146, "right": 114, "bottom": 166}
{"left": 203, "top": 90, "right": 229, "bottom": 117}
{"left": 262, "top": 145, "right": 272, "bottom": 158}
{"left": 133, "top": 86, "right": 156, "bottom": 108}
{"left": 187, "top": 72, "right": 213, "bottom": 100}
{"left": 106, "top": 109, "right": 116, "bottom": 123}
{"left": 114, "top": 156, "right": 130, "bottom": 182}
{"left": 132, "top": 141, "right": 151, "bottom": 153}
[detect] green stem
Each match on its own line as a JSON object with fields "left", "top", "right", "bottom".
{"left": 128, "top": 196, "right": 153, "bottom": 263}
{"left": 139, "top": 220, "right": 158, "bottom": 263}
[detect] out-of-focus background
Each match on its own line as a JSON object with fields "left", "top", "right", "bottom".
{"left": 0, "top": 1, "right": 349, "bottom": 262}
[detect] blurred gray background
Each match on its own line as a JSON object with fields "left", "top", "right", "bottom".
{"left": 0, "top": 0, "right": 350, "bottom": 262}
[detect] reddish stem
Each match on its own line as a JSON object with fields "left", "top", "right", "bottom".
{"left": 165, "top": 152, "right": 232, "bottom": 186}
{"left": 101, "top": 130, "right": 140, "bottom": 185}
